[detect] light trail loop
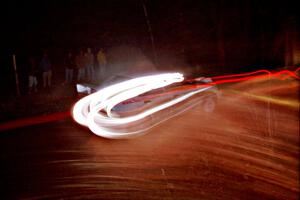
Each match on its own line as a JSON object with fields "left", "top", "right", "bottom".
{"left": 72, "top": 73, "right": 211, "bottom": 139}
{"left": 72, "top": 68, "right": 299, "bottom": 139}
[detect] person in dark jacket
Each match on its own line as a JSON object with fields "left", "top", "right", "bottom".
{"left": 85, "top": 47, "right": 95, "bottom": 81}
{"left": 40, "top": 53, "right": 52, "bottom": 88}
{"left": 76, "top": 50, "right": 85, "bottom": 82}
{"left": 64, "top": 52, "right": 76, "bottom": 84}
{"left": 28, "top": 57, "right": 38, "bottom": 94}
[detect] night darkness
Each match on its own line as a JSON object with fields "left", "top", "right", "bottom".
{"left": 0, "top": 1, "right": 299, "bottom": 199}
{"left": 0, "top": 0, "right": 299, "bottom": 92}
{"left": 1, "top": 1, "right": 299, "bottom": 55}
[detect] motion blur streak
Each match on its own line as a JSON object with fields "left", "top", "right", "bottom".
{"left": 72, "top": 68, "right": 298, "bottom": 139}
{"left": 0, "top": 68, "right": 298, "bottom": 133}
{"left": 72, "top": 73, "right": 211, "bottom": 139}
{"left": 210, "top": 67, "right": 299, "bottom": 85}
{"left": 230, "top": 90, "right": 299, "bottom": 108}
{"left": 0, "top": 111, "right": 70, "bottom": 132}
{"left": 1, "top": 75, "right": 298, "bottom": 199}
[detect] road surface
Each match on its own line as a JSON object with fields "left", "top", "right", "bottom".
{"left": 0, "top": 77, "right": 299, "bottom": 200}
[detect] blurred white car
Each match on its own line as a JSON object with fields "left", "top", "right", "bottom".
{"left": 76, "top": 74, "right": 221, "bottom": 114}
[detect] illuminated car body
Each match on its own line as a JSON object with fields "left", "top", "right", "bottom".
{"left": 76, "top": 74, "right": 220, "bottom": 114}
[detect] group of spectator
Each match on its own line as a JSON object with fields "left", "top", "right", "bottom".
{"left": 27, "top": 47, "right": 107, "bottom": 94}
{"left": 65, "top": 47, "right": 107, "bottom": 84}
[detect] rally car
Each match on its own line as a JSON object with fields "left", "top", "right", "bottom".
{"left": 76, "top": 73, "right": 221, "bottom": 115}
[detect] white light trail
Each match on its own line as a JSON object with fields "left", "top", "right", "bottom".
{"left": 72, "top": 73, "right": 212, "bottom": 139}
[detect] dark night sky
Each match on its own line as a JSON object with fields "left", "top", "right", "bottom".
{"left": 0, "top": 1, "right": 298, "bottom": 48}
{"left": 1, "top": 0, "right": 148, "bottom": 53}
{"left": 0, "top": 0, "right": 299, "bottom": 68}
{"left": 0, "top": 0, "right": 299, "bottom": 96}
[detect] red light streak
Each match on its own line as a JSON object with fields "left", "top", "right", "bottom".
{"left": 0, "top": 111, "right": 70, "bottom": 132}
{"left": 0, "top": 68, "right": 298, "bottom": 132}
{"left": 208, "top": 67, "right": 299, "bottom": 85}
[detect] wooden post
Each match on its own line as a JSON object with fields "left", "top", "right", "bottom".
{"left": 12, "top": 54, "right": 20, "bottom": 96}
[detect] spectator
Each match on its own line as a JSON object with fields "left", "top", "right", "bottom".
{"left": 97, "top": 48, "right": 107, "bottom": 79}
{"left": 28, "top": 57, "right": 38, "bottom": 94}
{"left": 40, "top": 53, "right": 52, "bottom": 88}
{"left": 64, "top": 52, "right": 76, "bottom": 84}
{"left": 76, "top": 50, "right": 85, "bottom": 82}
{"left": 85, "top": 47, "right": 95, "bottom": 81}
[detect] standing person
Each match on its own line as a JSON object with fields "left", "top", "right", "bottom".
{"left": 64, "top": 52, "right": 76, "bottom": 84}
{"left": 76, "top": 50, "right": 85, "bottom": 82}
{"left": 85, "top": 47, "right": 94, "bottom": 81}
{"left": 40, "top": 52, "right": 52, "bottom": 88}
{"left": 97, "top": 48, "right": 107, "bottom": 79}
{"left": 28, "top": 57, "right": 38, "bottom": 94}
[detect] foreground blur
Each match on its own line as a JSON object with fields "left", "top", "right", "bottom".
{"left": 0, "top": 76, "right": 298, "bottom": 199}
